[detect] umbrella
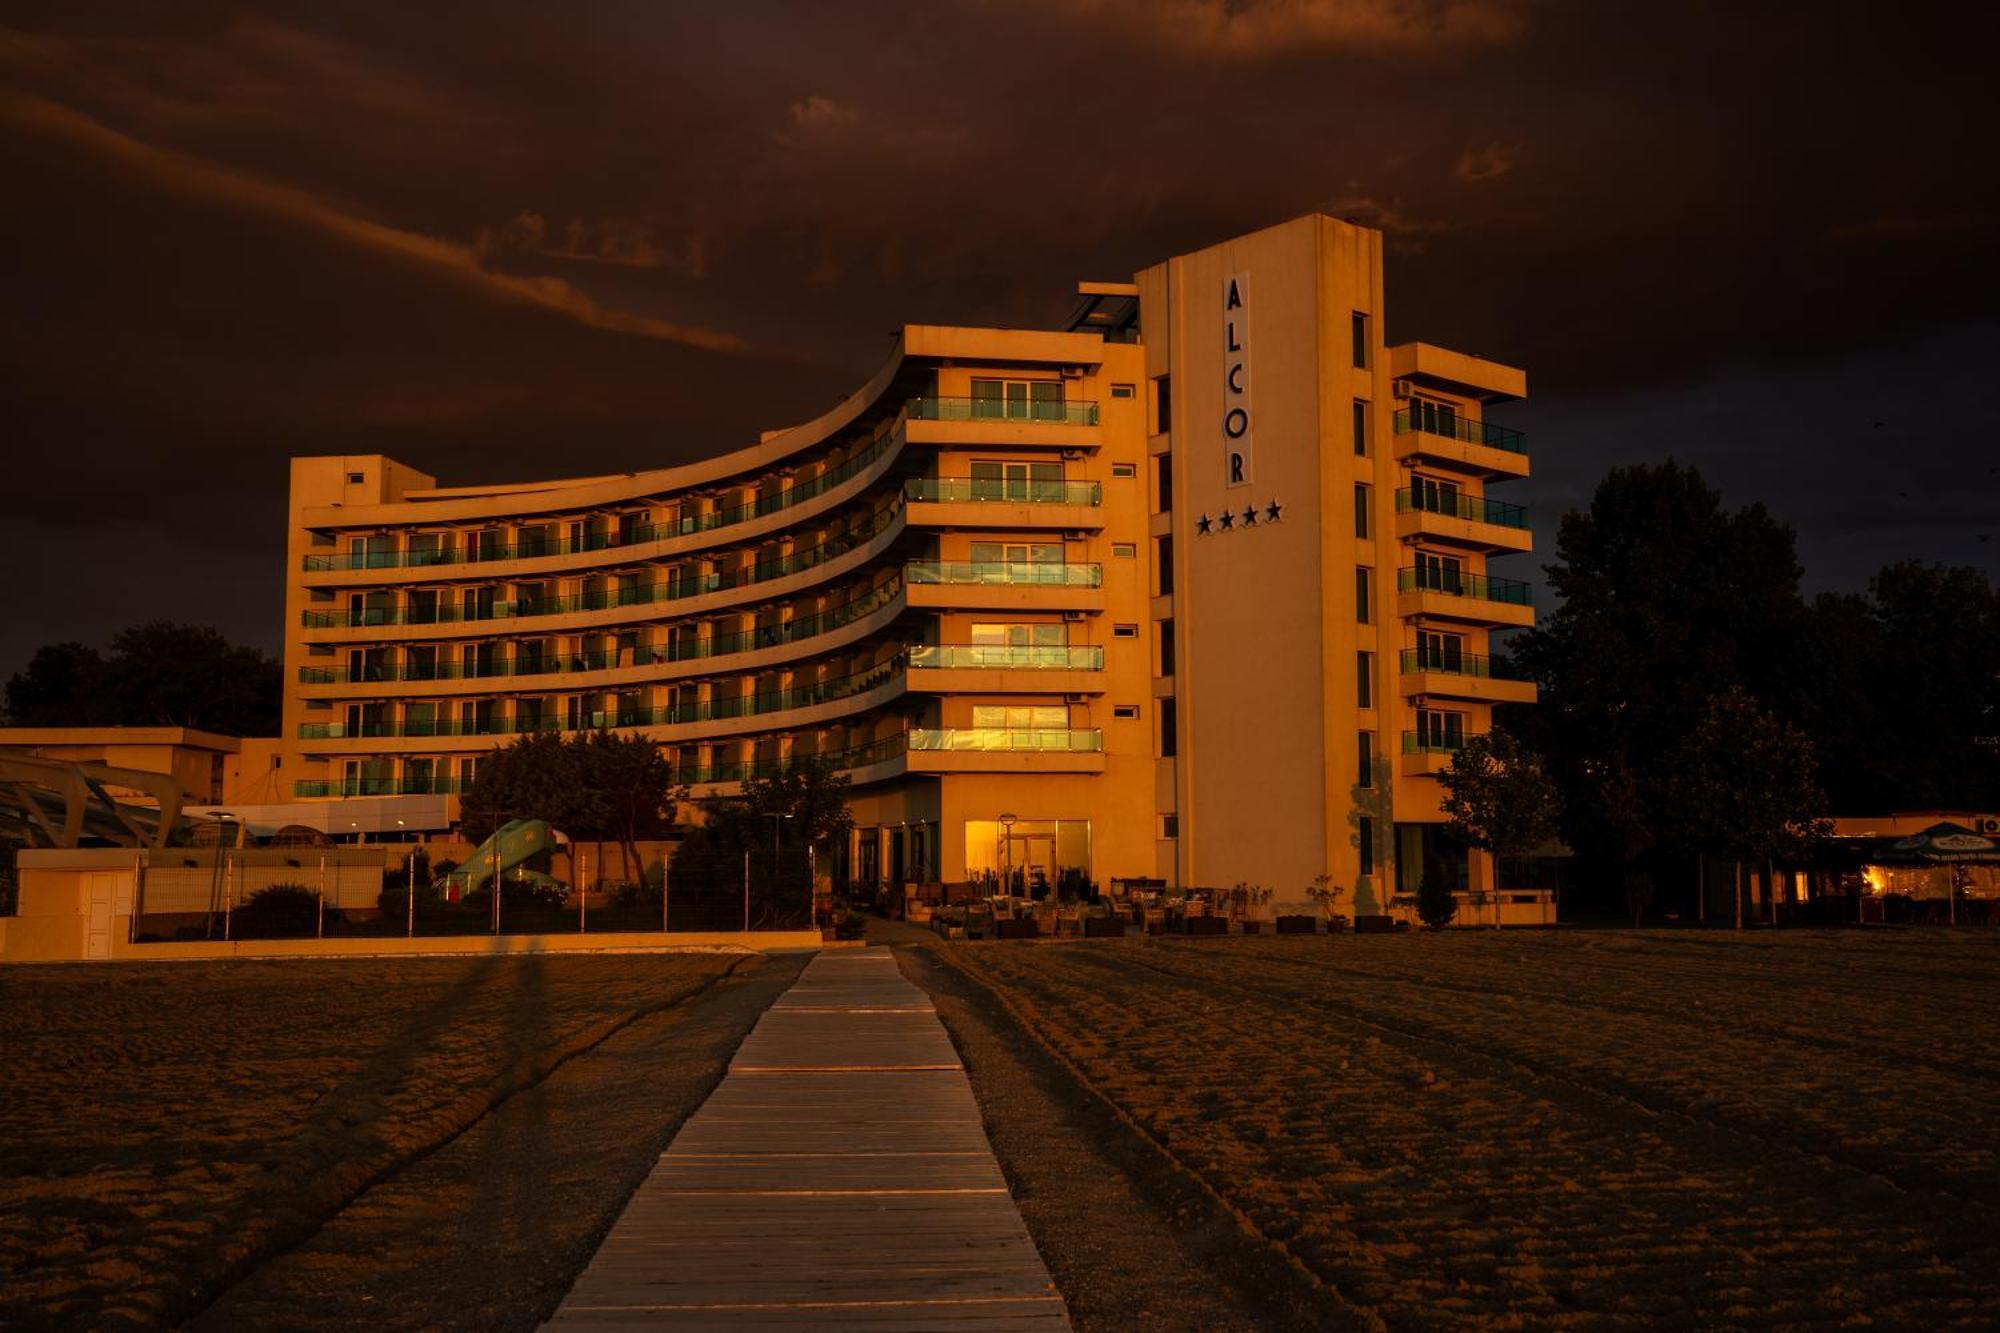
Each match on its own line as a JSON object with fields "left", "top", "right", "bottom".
{"left": 1877, "top": 822, "right": 2000, "bottom": 865}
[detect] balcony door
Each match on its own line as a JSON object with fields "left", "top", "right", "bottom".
{"left": 1412, "top": 475, "right": 1461, "bottom": 515}
{"left": 971, "top": 377, "right": 1065, "bottom": 421}
{"left": 1415, "top": 550, "right": 1464, "bottom": 594}
{"left": 1417, "top": 630, "right": 1465, "bottom": 672}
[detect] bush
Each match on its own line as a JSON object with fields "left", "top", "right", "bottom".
{"left": 232, "top": 884, "right": 322, "bottom": 939}
{"left": 1416, "top": 879, "right": 1459, "bottom": 931}
{"left": 834, "top": 911, "right": 868, "bottom": 941}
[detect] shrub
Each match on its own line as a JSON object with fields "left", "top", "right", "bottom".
{"left": 232, "top": 884, "right": 321, "bottom": 939}
{"left": 1416, "top": 879, "right": 1459, "bottom": 931}
{"left": 834, "top": 911, "right": 868, "bottom": 941}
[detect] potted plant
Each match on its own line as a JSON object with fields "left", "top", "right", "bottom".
{"left": 1304, "top": 873, "right": 1348, "bottom": 934}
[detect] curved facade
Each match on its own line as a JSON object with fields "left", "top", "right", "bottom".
{"left": 277, "top": 214, "right": 1541, "bottom": 913}
{"left": 281, "top": 324, "right": 1157, "bottom": 890}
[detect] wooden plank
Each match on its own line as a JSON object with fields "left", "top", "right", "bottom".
{"left": 545, "top": 947, "right": 1069, "bottom": 1330}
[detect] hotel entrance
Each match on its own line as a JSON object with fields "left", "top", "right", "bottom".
{"left": 964, "top": 818, "right": 1092, "bottom": 898}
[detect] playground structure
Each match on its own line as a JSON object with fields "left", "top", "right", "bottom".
{"left": 441, "top": 819, "right": 566, "bottom": 898}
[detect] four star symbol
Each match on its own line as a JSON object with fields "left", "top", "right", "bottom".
{"left": 1194, "top": 499, "right": 1283, "bottom": 534}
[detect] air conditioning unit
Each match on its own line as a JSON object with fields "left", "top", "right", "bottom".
{"left": 1062, "top": 610, "right": 1088, "bottom": 622}
{"left": 1391, "top": 377, "right": 1416, "bottom": 399}
{"left": 1060, "top": 366, "right": 1086, "bottom": 379}
{"left": 1064, "top": 693, "right": 1090, "bottom": 705}
{"left": 1061, "top": 448, "right": 1088, "bottom": 460}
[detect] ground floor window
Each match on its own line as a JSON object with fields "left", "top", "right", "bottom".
{"left": 1396, "top": 823, "right": 1469, "bottom": 894}
{"left": 963, "top": 818, "right": 1091, "bottom": 897}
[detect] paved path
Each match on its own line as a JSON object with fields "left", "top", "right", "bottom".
{"left": 545, "top": 947, "right": 1069, "bottom": 1330}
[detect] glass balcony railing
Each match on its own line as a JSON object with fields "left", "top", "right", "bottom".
{"left": 302, "top": 430, "right": 902, "bottom": 572}
{"left": 298, "top": 657, "right": 908, "bottom": 741}
{"left": 904, "top": 478, "right": 1102, "bottom": 506}
{"left": 299, "top": 579, "right": 904, "bottom": 684}
{"left": 908, "top": 729, "right": 1103, "bottom": 753}
{"left": 1392, "top": 408, "right": 1526, "bottom": 455}
{"left": 908, "top": 644, "right": 1104, "bottom": 670}
{"left": 302, "top": 504, "right": 902, "bottom": 628}
{"left": 1395, "top": 489, "right": 1528, "bottom": 530}
{"left": 904, "top": 560, "right": 1103, "bottom": 588}
{"left": 293, "top": 776, "right": 467, "bottom": 797}
{"left": 671, "top": 731, "right": 911, "bottom": 786}
{"left": 1398, "top": 650, "right": 1520, "bottom": 679}
{"left": 905, "top": 396, "right": 1099, "bottom": 427}
{"left": 1396, "top": 567, "right": 1534, "bottom": 606}
{"left": 1403, "top": 729, "right": 1481, "bottom": 756}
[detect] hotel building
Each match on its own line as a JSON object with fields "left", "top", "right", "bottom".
{"left": 277, "top": 214, "right": 1542, "bottom": 918}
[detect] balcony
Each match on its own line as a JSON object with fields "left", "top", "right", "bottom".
{"left": 904, "top": 560, "right": 1105, "bottom": 615}
{"left": 1393, "top": 489, "right": 1532, "bottom": 553}
{"left": 1395, "top": 567, "right": 1535, "bottom": 628}
{"left": 298, "top": 580, "right": 905, "bottom": 690}
{"left": 1397, "top": 650, "right": 1538, "bottom": 705}
{"left": 905, "top": 727, "right": 1105, "bottom": 775}
{"left": 1392, "top": 408, "right": 1529, "bottom": 479}
{"left": 673, "top": 732, "right": 912, "bottom": 791}
{"left": 906, "top": 643, "right": 1106, "bottom": 695}
{"left": 298, "top": 658, "right": 907, "bottom": 744}
{"left": 300, "top": 504, "right": 902, "bottom": 632}
{"left": 302, "top": 430, "right": 901, "bottom": 573}
{"left": 294, "top": 776, "right": 466, "bottom": 797}
{"left": 903, "top": 477, "right": 1104, "bottom": 532}
{"left": 905, "top": 397, "right": 1098, "bottom": 427}
{"left": 1401, "top": 728, "right": 1484, "bottom": 776}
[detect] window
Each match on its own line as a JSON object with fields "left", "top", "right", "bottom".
{"left": 1357, "top": 651, "right": 1373, "bottom": 708}
{"left": 1353, "top": 400, "right": 1370, "bottom": 457}
{"left": 1157, "top": 535, "right": 1174, "bottom": 596}
{"left": 1159, "top": 618, "right": 1175, "bottom": 676}
{"left": 1114, "top": 623, "right": 1140, "bottom": 639}
{"left": 1354, "top": 484, "right": 1370, "bottom": 538}
{"left": 1412, "top": 473, "right": 1461, "bottom": 516}
{"left": 1113, "top": 704, "right": 1141, "bottom": 719}
{"left": 1111, "top": 383, "right": 1136, "bottom": 399}
{"left": 970, "top": 378, "right": 1066, "bottom": 421}
{"left": 1351, "top": 312, "right": 1369, "bottom": 368}
{"left": 1358, "top": 730, "right": 1374, "bottom": 787}
{"left": 1408, "top": 398, "right": 1460, "bottom": 440}
{"left": 1112, "top": 542, "right": 1136, "bottom": 558}
{"left": 1160, "top": 695, "right": 1178, "bottom": 757}
{"left": 1157, "top": 454, "right": 1173, "bottom": 512}
{"left": 1417, "top": 630, "right": 1465, "bottom": 672}
{"left": 1359, "top": 816, "right": 1375, "bottom": 875}
{"left": 1111, "top": 461, "right": 1138, "bottom": 479}
{"left": 1154, "top": 374, "right": 1172, "bottom": 433}
{"left": 347, "top": 471, "right": 365, "bottom": 484}
{"left": 971, "top": 459, "right": 1064, "bottom": 501}
{"left": 1355, "top": 567, "right": 1372, "bottom": 624}
{"left": 1415, "top": 550, "right": 1464, "bottom": 594}
{"left": 1416, "top": 708, "right": 1467, "bottom": 750}
{"left": 1161, "top": 812, "right": 1180, "bottom": 839}
{"left": 972, "top": 704, "right": 1069, "bottom": 729}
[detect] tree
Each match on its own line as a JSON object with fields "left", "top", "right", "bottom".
{"left": 575, "top": 731, "right": 682, "bottom": 884}
{"left": 1511, "top": 461, "right": 1807, "bottom": 907}
{"left": 1438, "top": 729, "right": 1562, "bottom": 926}
{"left": 1667, "top": 687, "right": 1831, "bottom": 927}
{"left": 4, "top": 623, "right": 281, "bottom": 734}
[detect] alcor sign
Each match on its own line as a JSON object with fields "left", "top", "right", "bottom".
{"left": 1222, "top": 272, "right": 1252, "bottom": 488}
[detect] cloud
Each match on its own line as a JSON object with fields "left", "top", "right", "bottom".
{"left": 473, "top": 212, "right": 708, "bottom": 275}
{"left": 0, "top": 90, "right": 747, "bottom": 351}
{"left": 1017, "top": 0, "right": 1530, "bottom": 56}
{"left": 1454, "top": 141, "right": 1521, "bottom": 183}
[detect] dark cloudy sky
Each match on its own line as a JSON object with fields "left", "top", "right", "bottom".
{"left": 2, "top": 0, "right": 1995, "bottom": 680}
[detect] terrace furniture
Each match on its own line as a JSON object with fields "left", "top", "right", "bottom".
{"left": 1275, "top": 915, "right": 1318, "bottom": 935}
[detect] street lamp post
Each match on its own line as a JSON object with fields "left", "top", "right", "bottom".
{"left": 998, "top": 812, "right": 1017, "bottom": 901}
{"left": 761, "top": 812, "right": 795, "bottom": 931}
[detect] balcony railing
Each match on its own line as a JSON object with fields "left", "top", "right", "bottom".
{"left": 1395, "top": 489, "right": 1528, "bottom": 530}
{"left": 1392, "top": 408, "right": 1526, "bottom": 455}
{"left": 908, "top": 644, "right": 1105, "bottom": 670}
{"left": 302, "top": 503, "right": 902, "bottom": 628}
{"left": 1397, "top": 650, "right": 1521, "bottom": 679}
{"left": 302, "top": 430, "right": 901, "bottom": 572}
{"left": 294, "top": 775, "right": 467, "bottom": 797}
{"left": 905, "top": 396, "right": 1099, "bottom": 427}
{"left": 671, "top": 731, "right": 911, "bottom": 786}
{"left": 908, "top": 729, "right": 1103, "bottom": 753}
{"left": 904, "top": 477, "right": 1102, "bottom": 506}
{"left": 1403, "top": 730, "right": 1480, "bottom": 755}
{"left": 904, "top": 560, "right": 1103, "bottom": 588}
{"left": 299, "top": 578, "right": 904, "bottom": 684}
{"left": 1397, "top": 567, "right": 1533, "bottom": 606}
{"left": 298, "top": 657, "right": 908, "bottom": 741}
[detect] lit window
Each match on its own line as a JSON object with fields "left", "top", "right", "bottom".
{"left": 1111, "top": 383, "right": 1136, "bottom": 398}
{"left": 1112, "top": 543, "right": 1137, "bottom": 558}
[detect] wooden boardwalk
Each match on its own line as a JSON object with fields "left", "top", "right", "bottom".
{"left": 545, "top": 946, "right": 1069, "bottom": 1330}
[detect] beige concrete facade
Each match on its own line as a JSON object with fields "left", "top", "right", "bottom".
{"left": 266, "top": 215, "right": 1538, "bottom": 917}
